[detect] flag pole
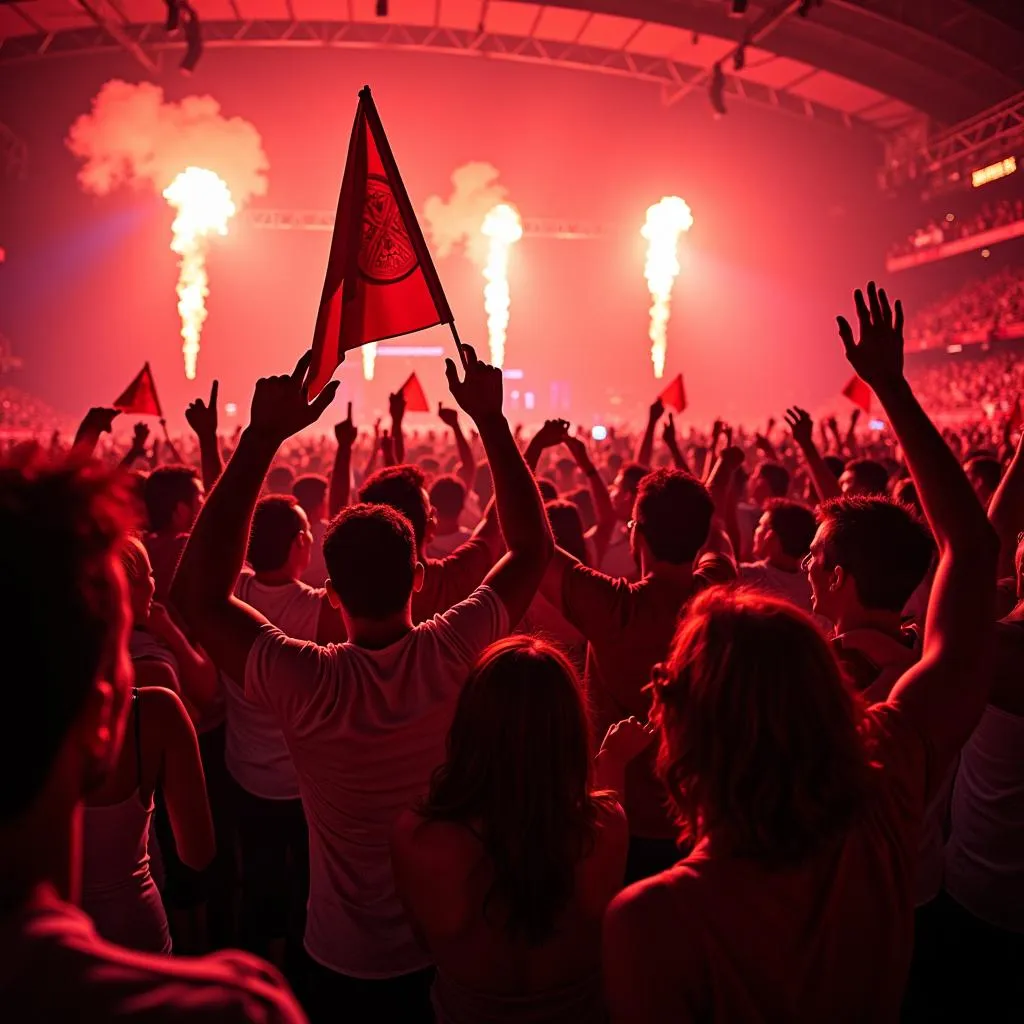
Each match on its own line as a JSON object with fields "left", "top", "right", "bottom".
{"left": 159, "top": 418, "right": 183, "bottom": 463}
{"left": 448, "top": 322, "right": 470, "bottom": 371}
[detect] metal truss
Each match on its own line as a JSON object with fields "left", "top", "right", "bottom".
{"left": 246, "top": 208, "right": 607, "bottom": 240}
{"left": 0, "top": 19, "right": 862, "bottom": 131}
{"left": 0, "top": 122, "right": 28, "bottom": 180}
{"left": 885, "top": 88, "right": 1024, "bottom": 184}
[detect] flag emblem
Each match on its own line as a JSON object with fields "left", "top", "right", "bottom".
{"left": 359, "top": 174, "right": 418, "bottom": 284}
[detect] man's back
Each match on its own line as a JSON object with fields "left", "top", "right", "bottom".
{"left": 244, "top": 586, "right": 508, "bottom": 979}
{"left": 560, "top": 557, "right": 730, "bottom": 839}
{"left": 2, "top": 887, "right": 304, "bottom": 1023}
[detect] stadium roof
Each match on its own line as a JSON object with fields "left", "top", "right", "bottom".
{"left": 1, "top": 1, "right": 1022, "bottom": 134}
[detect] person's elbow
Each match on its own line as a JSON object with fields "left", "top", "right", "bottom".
{"left": 943, "top": 515, "right": 1000, "bottom": 568}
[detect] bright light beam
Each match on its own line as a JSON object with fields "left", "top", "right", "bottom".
{"left": 162, "top": 166, "right": 236, "bottom": 379}
{"left": 362, "top": 342, "right": 378, "bottom": 381}
{"left": 641, "top": 196, "right": 693, "bottom": 379}
{"left": 481, "top": 203, "right": 522, "bottom": 368}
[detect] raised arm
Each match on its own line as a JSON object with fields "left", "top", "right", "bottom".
{"left": 389, "top": 390, "right": 406, "bottom": 464}
{"left": 785, "top": 406, "right": 842, "bottom": 503}
{"left": 843, "top": 409, "right": 862, "bottom": 457}
{"left": 444, "top": 345, "right": 553, "bottom": 625}
{"left": 662, "top": 414, "right": 692, "bottom": 473}
{"left": 329, "top": 402, "right": 357, "bottom": 518}
{"left": 839, "top": 282, "right": 998, "bottom": 770}
{"left": 72, "top": 406, "right": 120, "bottom": 459}
{"left": 170, "top": 352, "right": 340, "bottom": 684}
{"left": 635, "top": 398, "right": 663, "bottom": 468}
{"left": 524, "top": 419, "right": 570, "bottom": 473}
{"left": 145, "top": 601, "right": 219, "bottom": 715}
{"left": 119, "top": 422, "right": 151, "bottom": 469}
{"left": 185, "top": 380, "right": 223, "bottom": 491}
{"left": 985, "top": 416, "right": 1024, "bottom": 579}
{"left": 438, "top": 403, "right": 477, "bottom": 491}
{"left": 565, "top": 433, "right": 617, "bottom": 564}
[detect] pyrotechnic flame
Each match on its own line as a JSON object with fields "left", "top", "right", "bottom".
{"left": 162, "top": 167, "right": 236, "bottom": 379}
{"left": 481, "top": 203, "right": 522, "bottom": 368}
{"left": 362, "top": 342, "right": 377, "bottom": 381}
{"left": 641, "top": 196, "right": 693, "bottom": 379}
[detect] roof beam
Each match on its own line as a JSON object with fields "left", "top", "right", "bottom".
{"left": 74, "top": 0, "right": 158, "bottom": 74}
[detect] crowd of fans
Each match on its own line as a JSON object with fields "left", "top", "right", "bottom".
{"left": 904, "top": 265, "right": 1024, "bottom": 351}
{"left": 3, "top": 279, "right": 1023, "bottom": 1023}
{"left": 889, "top": 197, "right": 1024, "bottom": 261}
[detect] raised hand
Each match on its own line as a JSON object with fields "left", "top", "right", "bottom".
{"left": 444, "top": 344, "right": 504, "bottom": 424}
{"left": 185, "top": 380, "right": 219, "bottom": 440}
{"left": 533, "top": 418, "right": 570, "bottom": 450}
{"left": 438, "top": 402, "right": 460, "bottom": 429}
{"left": 719, "top": 444, "right": 745, "bottom": 471}
{"left": 837, "top": 280, "right": 905, "bottom": 390}
{"left": 334, "top": 401, "right": 357, "bottom": 448}
{"left": 389, "top": 389, "right": 407, "bottom": 422}
{"left": 563, "top": 432, "right": 590, "bottom": 464}
{"left": 82, "top": 407, "right": 120, "bottom": 436}
{"left": 648, "top": 397, "right": 665, "bottom": 423}
{"left": 662, "top": 413, "right": 678, "bottom": 448}
{"left": 826, "top": 415, "right": 840, "bottom": 436}
{"left": 785, "top": 406, "right": 814, "bottom": 449}
{"left": 131, "top": 422, "right": 151, "bottom": 451}
{"left": 249, "top": 350, "right": 340, "bottom": 445}
{"left": 599, "top": 717, "right": 657, "bottom": 765}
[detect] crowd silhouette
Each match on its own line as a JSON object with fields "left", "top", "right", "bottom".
{"left": 2, "top": 281, "right": 1023, "bottom": 1023}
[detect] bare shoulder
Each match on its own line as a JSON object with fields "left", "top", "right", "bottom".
{"left": 607, "top": 864, "right": 692, "bottom": 935}
{"left": 392, "top": 809, "right": 480, "bottom": 863}
{"left": 133, "top": 659, "right": 179, "bottom": 691}
{"left": 137, "top": 685, "right": 192, "bottom": 734}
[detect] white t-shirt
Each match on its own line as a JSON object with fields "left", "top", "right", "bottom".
{"left": 301, "top": 520, "right": 329, "bottom": 588}
{"left": 739, "top": 560, "right": 816, "bottom": 615}
{"left": 599, "top": 524, "right": 638, "bottom": 581}
{"left": 245, "top": 585, "right": 509, "bottom": 979}
{"left": 225, "top": 574, "right": 324, "bottom": 800}
{"left": 426, "top": 527, "right": 472, "bottom": 560}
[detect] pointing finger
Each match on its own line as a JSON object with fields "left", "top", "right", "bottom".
{"left": 210, "top": 379, "right": 219, "bottom": 407}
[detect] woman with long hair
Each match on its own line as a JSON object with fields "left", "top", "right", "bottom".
{"left": 81, "top": 537, "right": 215, "bottom": 953}
{"left": 391, "top": 636, "right": 646, "bottom": 1023}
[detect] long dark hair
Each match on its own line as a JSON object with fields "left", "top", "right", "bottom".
{"left": 652, "top": 587, "right": 870, "bottom": 863}
{"left": 420, "top": 636, "right": 608, "bottom": 944}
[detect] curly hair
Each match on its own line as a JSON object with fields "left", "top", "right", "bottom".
{"left": 652, "top": 587, "right": 870, "bottom": 863}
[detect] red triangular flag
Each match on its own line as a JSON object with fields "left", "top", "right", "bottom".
{"left": 307, "top": 86, "right": 454, "bottom": 398}
{"left": 659, "top": 373, "right": 687, "bottom": 413}
{"left": 113, "top": 362, "right": 163, "bottom": 418}
{"left": 399, "top": 372, "right": 429, "bottom": 413}
{"left": 841, "top": 375, "right": 872, "bottom": 414}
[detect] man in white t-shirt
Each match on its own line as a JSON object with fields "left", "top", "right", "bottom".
{"left": 739, "top": 498, "right": 818, "bottom": 616}
{"left": 226, "top": 493, "right": 342, "bottom": 972}
{"left": 0, "top": 461, "right": 305, "bottom": 1023}
{"left": 292, "top": 474, "right": 330, "bottom": 587}
{"left": 171, "top": 346, "right": 553, "bottom": 1023}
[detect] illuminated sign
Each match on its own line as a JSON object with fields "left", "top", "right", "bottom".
{"left": 971, "top": 156, "right": 1016, "bottom": 188}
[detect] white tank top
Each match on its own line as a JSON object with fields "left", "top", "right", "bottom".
{"left": 945, "top": 703, "right": 1024, "bottom": 932}
{"left": 224, "top": 573, "right": 325, "bottom": 800}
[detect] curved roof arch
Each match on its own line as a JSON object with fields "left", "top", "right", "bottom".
{"left": 0, "top": 1, "right": 1021, "bottom": 134}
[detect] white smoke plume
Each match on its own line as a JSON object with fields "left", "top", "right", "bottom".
{"left": 423, "top": 161, "right": 508, "bottom": 267}
{"left": 66, "top": 79, "right": 268, "bottom": 205}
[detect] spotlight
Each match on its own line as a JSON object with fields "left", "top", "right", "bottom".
{"left": 709, "top": 63, "right": 727, "bottom": 117}
{"left": 376, "top": 0, "right": 388, "bottom": 15}
{"left": 180, "top": 4, "right": 203, "bottom": 74}
{"left": 730, "top": 0, "right": 748, "bottom": 16}
{"left": 733, "top": 46, "right": 746, "bottom": 71}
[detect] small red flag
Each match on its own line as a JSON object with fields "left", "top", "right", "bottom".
{"left": 307, "top": 86, "right": 454, "bottom": 398}
{"left": 659, "top": 373, "right": 687, "bottom": 413}
{"left": 113, "top": 362, "right": 163, "bottom": 418}
{"left": 841, "top": 375, "right": 873, "bottom": 414}
{"left": 399, "top": 372, "right": 429, "bottom": 413}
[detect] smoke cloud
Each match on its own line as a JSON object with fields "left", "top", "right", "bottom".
{"left": 423, "top": 161, "right": 508, "bottom": 267}
{"left": 66, "top": 79, "right": 268, "bottom": 206}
